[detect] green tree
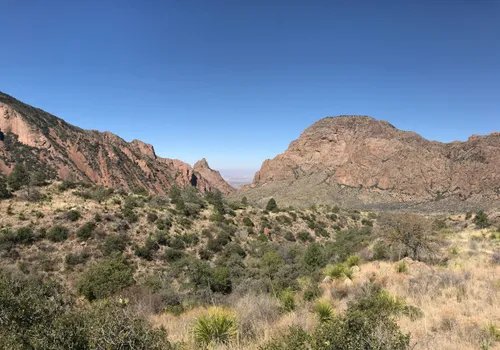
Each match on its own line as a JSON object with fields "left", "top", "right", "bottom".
{"left": 241, "top": 196, "right": 248, "bottom": 206}
{"left": 7, "top": 163, "right": 29, "bottom": 191}
{"left": 266, "top": 198, "right": 278, "bottom": 213}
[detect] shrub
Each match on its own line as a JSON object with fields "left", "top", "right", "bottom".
{"left": 266, "top": 198, "right": 278, "bottom": 213}
{"left": 396, "top": 261, "right": 409, "bottom": 274}
{"left": 378, "top": 213, "right": 436, "bottom": 262}
{"left": 302, "top": 243, "right": 326, "bottom": 271}
{"left": 102, "top": 235, "right": 128, "bottom": 256}
{"left": 242, "top": 217, "right": 254, "bottom": 227}
{"left": 491, "top": 251, "right": 500, "bottom": 265}
{"left": 65, "top": 251, "right": 90, "bottom": 266}
{"left": 15, "top": 226, "right": 37, "bottom": 245}
{"left": 303, "top": 283, "right": 322, "bottom": 302}
{"left": 345, "top": 255, "right": 361, "bottom": 267}
{"left": 193, "top": 307, "right": 238, "bottom": 347}
{"left": 324, "top": 263, "right": 352, "bottom": 280}
{"left": 77, "top": 255, "right": 134, "bottom": 300}
{"left": 7, "top": 163, "right": 29, "bottom": 191}
{"left": 473, "top": 210, "right": 490, "bottom": 229}
{"left": 210, "top": 266, "right": 232, "bottom": 294}
{"left": 298, "top": 231, "right": 313, "bottom": 242}
{"left": 315, "top": 300, "right": 335, "bottom": 324}
{"left": 147, "top": 212, "right": 158, "bottom": 223}
{"left": 65, "top": 209, "right": 81, "bottom": 222}
{"left": 284, "top": 231, "right": 296, "bottom": 242}
{"left": 279, "top": 289, "right": 296, "bottom": 312}
{"left": 134, "top": 238, "right": 158, "bottom": 261}
{"left": 163, "top": 248, "right": 185, "bottom": 262}
{"left": 46, "top": 225, "right": 69, "bottom": 242}
{"left": 76, "top": 221, "right": 96, "bottom": 240}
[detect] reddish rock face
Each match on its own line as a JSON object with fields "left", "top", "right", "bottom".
{"left": 0, "top": 91, "right": 234, "bottom": 195}
{"left": 245, "top": 116, "right": 500, "bottom": 205}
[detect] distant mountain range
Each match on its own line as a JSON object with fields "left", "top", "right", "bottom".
{"left": 0, "top": 91, "right": 234, "bottom": 194}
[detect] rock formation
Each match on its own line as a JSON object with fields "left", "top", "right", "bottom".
{"left": 241, "top": 116, "right": 500, "bottom": 208}
{"left": 0, "top": 91, "right": 234, "bottom": 194}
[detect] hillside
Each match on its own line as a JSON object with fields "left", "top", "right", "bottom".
{"left": 240, "top": 116, "right": 500, "bottom": 210}
{"left": 0, "top": 91, "right": 234, "bottom": 194}
{"left": 0, "top": 182, "right": 500, "bottom": 349}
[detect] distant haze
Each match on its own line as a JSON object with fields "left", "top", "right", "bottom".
{"left": 219, "top": 169, "right": 257, "bottom": 189}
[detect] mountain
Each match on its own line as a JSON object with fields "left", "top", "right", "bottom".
{"left": 240, "top": 116, "right": 500, "bottom": 209}
{"left": 0, "top": 91, "right": 234, "bottom": 194}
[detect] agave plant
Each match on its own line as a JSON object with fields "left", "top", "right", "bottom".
{"left": 193, "top": 307, "right": 238, "bottom": 347}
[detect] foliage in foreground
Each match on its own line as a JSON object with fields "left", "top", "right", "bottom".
{"left": 0, "top": 270, "right": 172, "bottom": 350}
{"left": 261, "top": 284, "right": 420, "bottom": 350}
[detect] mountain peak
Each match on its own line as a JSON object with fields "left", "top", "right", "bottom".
{"left": 194, "top": 158, "right": 210, "bottom": 169}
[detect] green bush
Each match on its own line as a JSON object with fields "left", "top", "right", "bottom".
{"left": 210, "top": 266, "right": 232, "bottom": 294}
{"left": 65, "top": 251, "right": 90, "bottom": 266}
{"left": 346, "top": 255, "right": 361, "bottom": 267}
{"left": 134, "top": 238, "right": 158, "bottom": 261}
{"left": 242, "top": 217, "right": 254, "bottom": 227}
{"left": 76, "top": 221, "right": 96, "bottom": 241}
{"left": 266, "top": 198, "right": 278, "bottom": 213}
{"left": 163, "top": 248, "right": 185, "bottom": 262}
{"left": 324, "top": 263, "right": 352, "bottom": 280}
{"left": 298, "top": 231, "right": 313, "bottom": 242}
{"left": 473, "top": 210, "right": 490, "bottom": 229}
{"left": 284, "top": 231, "right": 296, "bottom": 242}
{"left": 77, "top": 256, "right": 134, "bottom": 300}
{"left": 0, "top": 271, "right": 172, "bottom": 349}
{"left": 65, "top": 209, "right": 81, "bottom": 222}
{"left": 102, "top": 234, "right": 128, "bottom": 256}
{"left": 279, "top": 289, "right": 296, "bottom": 312}
{"left": 46, "top": 225, "right": 69, "bottom": 242}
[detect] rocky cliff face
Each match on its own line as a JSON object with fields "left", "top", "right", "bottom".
{"left": 242, "top": 116, "right": 500, "bottom": 208}
{"left": 0, "top": 91, "right": 234, "bottom": 194}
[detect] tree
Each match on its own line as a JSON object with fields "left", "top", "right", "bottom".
{"left": 0, "top": 176, "right": 11, "bottom": 199}
{"left": 168, "top": 186, "right": 182, "bottom": 204}
{"left": 473, "top": 210, "right": 490, "bottom": 229}
{"left": 241, "top": 196, "right": 248, "bottom": 206}
{"left": 266, "top": 198, "right": 278, "bottom": 213}
{"left": 7, "top": 163, "right": 29, "bottom": 191}
{"left": 378, "top": 213, "right": 438, "bottom": 262}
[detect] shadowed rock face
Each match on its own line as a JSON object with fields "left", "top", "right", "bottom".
{"left": 0, "top": 91, "right": 234, "bottom": 194}
{"left": 243, "top": 116, "right": 500, "bottom": 207}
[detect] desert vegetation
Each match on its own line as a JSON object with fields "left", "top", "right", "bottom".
{"left": 0, "top": 179, "right": 500, "bottom": 349}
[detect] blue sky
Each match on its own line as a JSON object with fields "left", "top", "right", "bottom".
{"left": 1, "top": 1, "right": 499, "bottom": 173}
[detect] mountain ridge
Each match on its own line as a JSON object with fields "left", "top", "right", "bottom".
{"left": 240, "top": 115, "right": 500, "bottom": 209}
{"left": 0, "top": 91, "right": 234, "bottom": 194}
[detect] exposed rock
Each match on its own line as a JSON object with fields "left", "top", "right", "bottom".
{"left": 241, "top": 115, "right": 500, "bottom": 209}
{"left": 0, "top": 91, "right": 234, "bottom": 195}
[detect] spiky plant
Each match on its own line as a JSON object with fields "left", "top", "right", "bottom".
{"left": 193, "top": 307, "right": 238, "bottom": 347}
{"left": 314, "top": 300, "right": 335, "bottom": 324}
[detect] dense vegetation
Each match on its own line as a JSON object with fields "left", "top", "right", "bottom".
{"left": 0, "top": 178, "right": 499, "bottom": 349}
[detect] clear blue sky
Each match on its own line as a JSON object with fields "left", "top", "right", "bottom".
{"left": 1, "top": 0, "right": 499, "bottom": 172}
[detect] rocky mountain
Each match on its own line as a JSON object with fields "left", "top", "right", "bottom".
{"left": 0, "top": 91, "right": 234, "bottom": 194}
{"left": 241, "top": 116, "right": 500, "bottom": 209}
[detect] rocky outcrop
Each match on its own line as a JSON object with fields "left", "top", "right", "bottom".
{"left": 242, "top": 116, "right": 500, "bottom": 207}
{"left": 193, "top": 158, "right": 235, "bottom": 194}
{"left": 0, "top": 91, "right": 234, "bottom": 194}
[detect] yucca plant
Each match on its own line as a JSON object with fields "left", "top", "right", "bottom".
{"left": 323, "top": 263, "right": 352, "bottom": 280}
{"left": 314, "top": 300, "right": 335, "bottom": 324}
{"left": 193, "top": 307, "right": 238, "bottom": 347}
{"left": 345, "top": 254, "right": 361, "bottom": 267}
